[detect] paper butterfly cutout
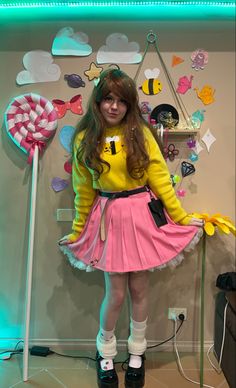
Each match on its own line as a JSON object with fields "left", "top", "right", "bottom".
{"left": 181, "top": 161, "right": 196, "bottom": 177}
{"left": 52, "top": 95, "right": 83, "bottom": 119}
{"left": 84, "top": 62, "right": 103, "bottom": 81}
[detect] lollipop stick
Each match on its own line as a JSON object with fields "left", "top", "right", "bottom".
{"left": 23, "top": 145, "right": 39, "bottom": 382}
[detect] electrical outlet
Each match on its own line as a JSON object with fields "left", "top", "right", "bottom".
{"left": 168, "top": 307, "right": 187, "bottom": 320}
{"left": 56, "top": 209, "right": 75, "bottom": 222}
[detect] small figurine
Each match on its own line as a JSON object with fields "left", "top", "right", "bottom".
{"left": 159, "top": 111, "right": 178, "bottom": 129}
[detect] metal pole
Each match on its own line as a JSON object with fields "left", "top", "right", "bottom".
{"left": 23, "top": 146, "right": 39, "bottom": 382}
{"left": 200, "top": 231, "right": 206, "bottom": 387}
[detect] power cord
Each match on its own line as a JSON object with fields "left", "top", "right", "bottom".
{"left": 0, "top": 341, "right": 24, "bottom": 360}
{"left": 173, "top": 316, "right": 215, "bottom": 388}
{"left": 0, "top": 314, "right": 185, "bottom": 367}
{"left": 206, "top": 301, "right": 229, "bottom": 374}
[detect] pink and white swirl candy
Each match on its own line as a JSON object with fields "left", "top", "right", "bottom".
{"left": 5, "top": 93, "right": 58, "bottom": 163}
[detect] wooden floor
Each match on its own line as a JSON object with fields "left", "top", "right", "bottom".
{"left": 0, "top": 350, "right": 230, "bottom": 387}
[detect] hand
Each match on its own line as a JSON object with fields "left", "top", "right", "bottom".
{"left": 58, "top": 235, "right": 73, "bottom": 246}
{"left": 188, "top": 217, "right": 205, "bottom": 227}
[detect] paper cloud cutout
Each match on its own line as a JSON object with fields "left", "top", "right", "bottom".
{"left": 16, "top": 51, "right": 61, "bottom": 85}
{"left": 52, "top": 27, "right": 92, "bottom": 56}
{"left": 97, "top": 33, "right": 142, "bottom": 64}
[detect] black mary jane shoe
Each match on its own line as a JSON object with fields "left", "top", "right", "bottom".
{"left": 125, "top": 354, "right": 146, "bottom": 388}
{"left": 96, "top": 351, "right": 118, "bottom": 388}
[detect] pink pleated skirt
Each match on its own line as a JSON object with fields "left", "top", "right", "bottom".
{"left": 60, "top": 190, "right": 203, "bottom": 273}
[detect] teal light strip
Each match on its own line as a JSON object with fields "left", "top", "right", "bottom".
{"left": 0, "top": 1, "right": 235, "bottom": 6}
{"left": 0, "top": 1, "right": 235, "bottom": 20}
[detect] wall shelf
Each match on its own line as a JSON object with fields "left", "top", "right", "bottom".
{"left": 157, "top": 128, "right": 200, "bottom": 135}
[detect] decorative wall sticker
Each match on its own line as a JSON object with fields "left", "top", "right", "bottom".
{"left": 140, "top": 101, "right": 152, "bottom": 122}
{"left": 189, "top": 152, "right": 199, "bottom": 162}
{"left": 16, "top": 51, "right": 61, "bottom": 85}
{"left": 176, "top": 75, "right": 193, "bottom": 94}
{"left": 84, "top": 62, "right": 103, "bottom": 81}
{"left": 172, "top": 55, "right": 184, "bottom": 67}
{"left": 181, "top": 161, "right": 196, "bottom": 177}
{"left": 187, "top": 139, "right": 196, "bottom": 149}
{"left": 191, "top": 49, "right": 208, "bottom": 70}
{"left": 59, "top": 125, "right": 76, "bottom": 153}
{"left": 171, "top": 174, "right": 180, "bottom": 187}
{"left": 177, "top": 189, "right": 186, "bottom": 197}
{"left": 5, "top": 93, "right": 58, "bottom": 163}
{"left": 52, "top": 27, "right": 92, "bottom": 56}
{"left": 141, "top": 68, "right": 162, "bottom": 95}
{"left": 191, "top": 109, "right": 206, "bottom": 128}
{"left": 164, "top": 143, "right": 179, "bottom": 161}
{"left": 52, "top": 95, "right": 83, "bottom": 119}
{"left": 64, "top": 160, "right": 72, "bottom": 174}
{"left": 195, "top": 85, "right": 215, "bottom": 105}
{"left": 201, "top": 129, "right": 216, "bottom": 152}
{"left": 97, "top": 33, "right": 142, "bottom": 64}
{"left": 64, "top": 74, "right": 85, "bottom": 88}
{"left": 194, "top": 140, "right": 204, "bottom": 155}
{"left": 51, "top": 177, "right": 69, "bottom": 192}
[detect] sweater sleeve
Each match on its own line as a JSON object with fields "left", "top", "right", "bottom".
{"left": 70, "top": 135, "right": 97, "bottom": 240}
{"left": 144, "top": 128, "right": 191, "bottom": 225}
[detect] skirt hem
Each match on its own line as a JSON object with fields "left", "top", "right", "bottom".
{"left": 59, "top": 228, "right": 203, "bottom": 274}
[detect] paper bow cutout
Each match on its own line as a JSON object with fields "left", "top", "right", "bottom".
{"left": 52, "top": 94, "right": 83, "bottom": 119}
{"left": 191, "top": 213, "right": 236, "bottom": 237}
{"left": 25, "top": 133, "right": 46, "bottom": 164}
{"left": 181, "top": 161, "right": 195, "bottom": 177}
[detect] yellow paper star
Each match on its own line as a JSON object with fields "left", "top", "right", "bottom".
{"left": 191, "top": 212, "right": 236, "bottom": 237}
{"left": 84, "top": 62, "right": 103, "bottom": 81}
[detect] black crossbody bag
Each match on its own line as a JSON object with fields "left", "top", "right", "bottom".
{"left": 147, "top": 188, "right": 168, "bottom": 227}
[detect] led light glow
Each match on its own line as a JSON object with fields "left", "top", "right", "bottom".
{"left": 0, "top": 0, "right": 235, "bottom": 6}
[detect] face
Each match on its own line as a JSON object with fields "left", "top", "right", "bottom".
{"left": 99, "top": 92, "right": 128, "bottom": 127}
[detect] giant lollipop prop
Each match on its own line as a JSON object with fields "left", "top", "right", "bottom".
{"left": 5, "top": 93, "right": 58, "bottom": 382}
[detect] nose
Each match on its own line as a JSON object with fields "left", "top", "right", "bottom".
{"left": 110, "top": 100, "right": 118, "bottom": 109}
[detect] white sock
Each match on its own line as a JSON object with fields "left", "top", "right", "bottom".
{"left": 128, "top": 317, "right": 148, "bottom": 356}
{"left": 99, "top": 327, "right": 115, "bottom": 342}
{"left": 129, "top": 354, "right": 142, "bottom": 368}
{"left": 96, "top": 327, "right": 117, "bottom": 364}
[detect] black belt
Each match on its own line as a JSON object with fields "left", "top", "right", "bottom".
{"left": 98, "top": 186, "right": 148, "bottom": 199}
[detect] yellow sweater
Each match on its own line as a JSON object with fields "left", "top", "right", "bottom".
{"left": 69, "top": 125, "right": 192, "bottom": 241}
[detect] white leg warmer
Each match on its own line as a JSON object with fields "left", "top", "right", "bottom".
{"left": 96, "top": 328, "right": 117, "bottom": 359}
{"left": 128, "top": 318, "right": 147, "bottom": 356}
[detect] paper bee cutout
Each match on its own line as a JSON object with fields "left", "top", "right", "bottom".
{"left": 140, "top": 68, "right": 162, "bottom": 95}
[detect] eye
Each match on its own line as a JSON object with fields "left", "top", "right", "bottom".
{"left": 119, "top": 99, "right": 128, "bottom": 106}
{"left": 104, "top": 95, "right": 113, "bottom": 102}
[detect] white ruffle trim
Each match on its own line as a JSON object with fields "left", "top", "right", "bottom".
{"left": 59, "top": 227, "right": 203, "bottom": 274}
{"left": 59, "top": 245, "right": 96, "bottom": 272}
